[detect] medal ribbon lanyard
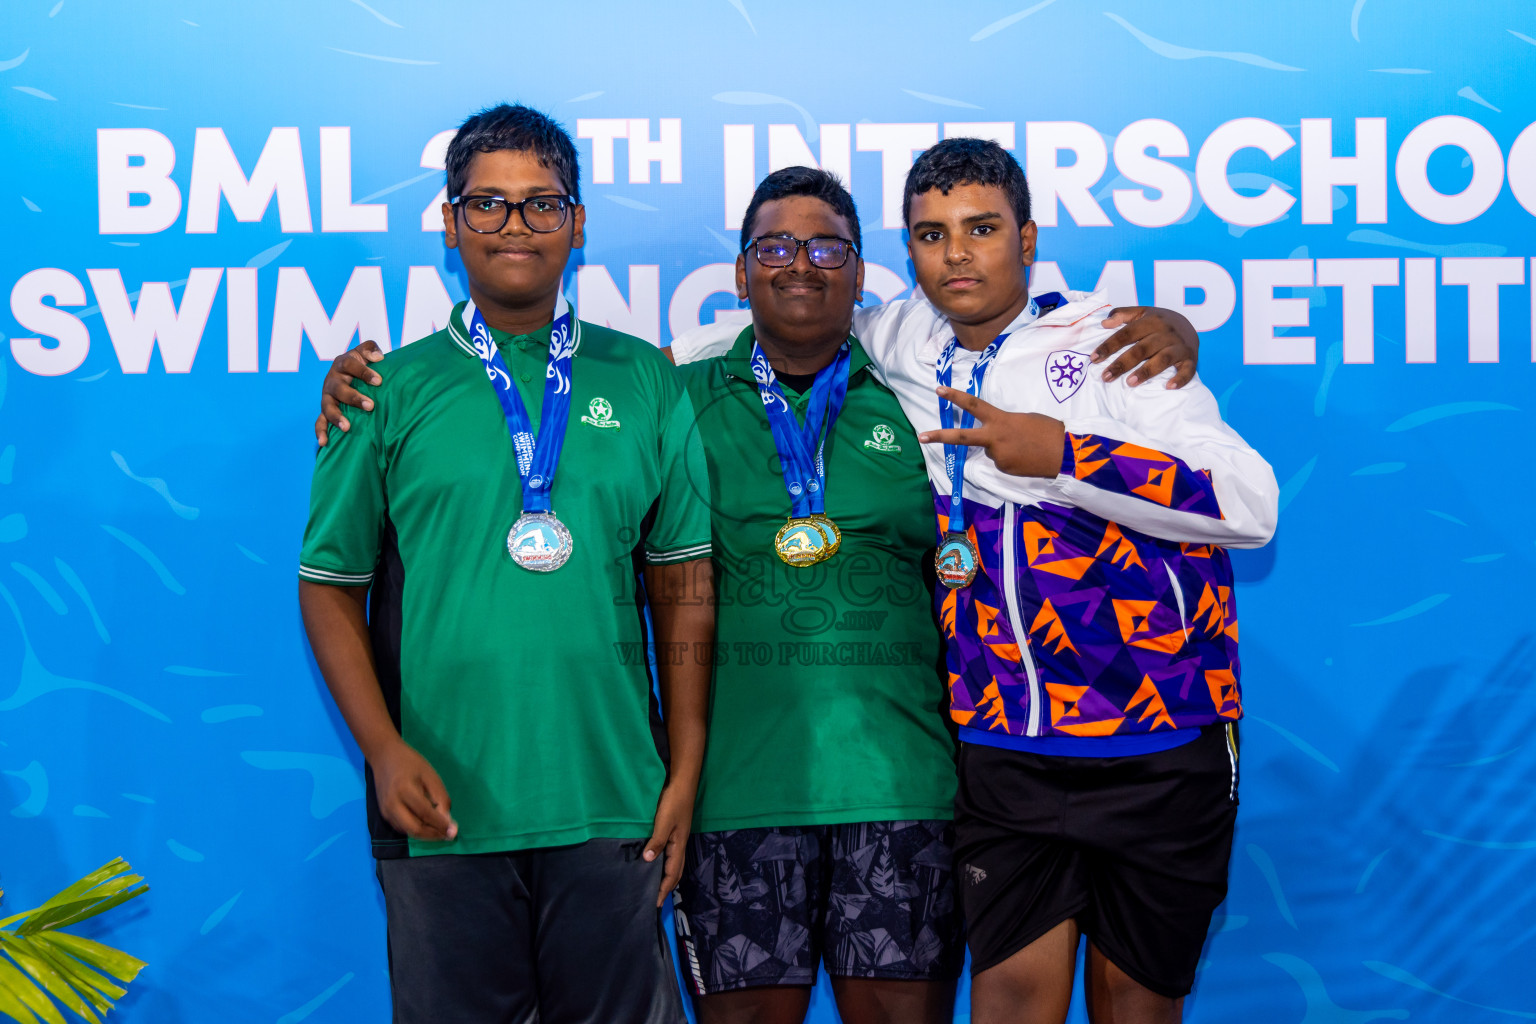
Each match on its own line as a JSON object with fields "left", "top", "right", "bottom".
{"left": 467, "top": 299, "right": 579, "bottom": 514}
{"left": 750, "top": 340, "right": 852, "bottom": 517}
{"left": 937, "top": 297, "right": 1041, "bottom": 533}
{"left": 936, "top": 332, "right": 1011, "bottom": 535}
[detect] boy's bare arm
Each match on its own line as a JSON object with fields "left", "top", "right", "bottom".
{"left": 299, "top": 581, "right": 457, "bottom": 842}
{"left": 639, "top": 557, "right": 715, "bottom": 906}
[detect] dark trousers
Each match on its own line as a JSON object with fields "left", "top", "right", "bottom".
{"left": 376, "top": 839, "right": 687, "bottom": 1024}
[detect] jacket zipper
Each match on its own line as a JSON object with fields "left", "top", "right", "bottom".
{"left": 1164, "top": 562, "right": 1191, "bottom": 642}
{"left": 1000, "top": 502, "right": 1045, "bottom": 736}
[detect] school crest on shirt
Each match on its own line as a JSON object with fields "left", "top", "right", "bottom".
{"left": 580, "top": 397, "right": 620, "bottom": 429}
{"left": 1045, "top": 350, "right": 1089, "bottom": 403}
{"left": 863, "top": 423, "right": 902, "bottom": 454}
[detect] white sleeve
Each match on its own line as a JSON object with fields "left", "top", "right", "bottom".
{"left": 668, "top": 317, "right": 746, "bottom": 365}
{"left": 852, "top": 298, "right": 936, "bottom": 379}
{"left": 851, "top": 301, "right": 901, "bottom": 371}
{"left": 1051, "top": 370, "right": 1279, "bottom": 548}
{"left": 851, "top": 302, "right": 886, "bottom": 339}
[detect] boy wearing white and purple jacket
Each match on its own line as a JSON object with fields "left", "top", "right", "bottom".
{"left": 889, "top": 139, "right": 1275, "bottom": 1024}
{"left": 675, "top": 137, "right": 1277, "bottom": 1024}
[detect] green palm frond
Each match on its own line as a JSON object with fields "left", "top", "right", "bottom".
{"left": 0, "top": 859, "right": 148, "bottom": 1024}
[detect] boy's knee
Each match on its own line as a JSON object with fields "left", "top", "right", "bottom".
{"left": 1086, "top": 946, "right": 1182, "bottom": 1022}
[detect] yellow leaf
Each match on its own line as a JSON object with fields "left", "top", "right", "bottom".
{"left": 3, "top": 938, "right": 102, "bottom": 1024}
{"left": 0, "top": 956, "right": 63, "bottom": 1024}
{"left": 34, "top": 934, "right": 139, "bottom": 989}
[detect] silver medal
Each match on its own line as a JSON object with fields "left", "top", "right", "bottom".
{"left": 506, "top": 512, "right": 573, "bottom": 572}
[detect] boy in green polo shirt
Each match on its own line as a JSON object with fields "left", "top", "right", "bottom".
{"left": 668, "top": 168, "right": 962, "bottom": 1024}
{"left": 298, "top": 104, "right": 713, "bottom": 1024}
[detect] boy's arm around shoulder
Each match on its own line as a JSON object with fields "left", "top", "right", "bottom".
{"left": 667, "top": 298, "right": 922, "bottom": 372}
{"left": 668, "top": 316, "right": 745, "bottom": 365}
{"left": 851, "top": 297, "right": 930, "bottom": 379}
{"left": 302, "top": 371, "right": 389, "bottom": 585}
{"left": 1057, "top": 366, "right": 1279, "bottom": 548}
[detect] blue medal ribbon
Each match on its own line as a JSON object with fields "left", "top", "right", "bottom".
{"left": 466, "top": 298, "right": 579, "bottom": 514}
{"left": 937, "top": 295, "right": 1041, "bottom": 534}
{"left": 750, "top": 339, "right": 852, "bottom": 518}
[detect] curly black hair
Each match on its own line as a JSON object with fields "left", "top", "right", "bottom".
{"left": 902, "top": 137, "right": 1030, "bottom": 228}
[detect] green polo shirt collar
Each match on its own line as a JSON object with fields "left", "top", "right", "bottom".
{"left": 721, "top": 324, "right": 874, "bottom": 388}
{"left": 445, "top": 299, "right": 583, "bottom": 358}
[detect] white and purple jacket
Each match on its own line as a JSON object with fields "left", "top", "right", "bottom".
{"left": 673, "top": 291, "right": 1279, "bottom": 743}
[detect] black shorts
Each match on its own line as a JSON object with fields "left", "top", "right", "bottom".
{"left": 954, "top": 724, "right": 1239, "bottom": 998}
{"left": 376, "top": 840, "right": 686, "bottom": 1024}
{"left": 673, "top": 820, "right": 965, "bottom": 994}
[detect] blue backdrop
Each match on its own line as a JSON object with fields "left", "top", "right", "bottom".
{"left": 2, "top": 1, "right": 1533, "bottom": 1020}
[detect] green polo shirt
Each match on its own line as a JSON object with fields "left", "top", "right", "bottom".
{"left": 679, "top": 327, "right": 955, "bottom": 832}
{"left": 300, "top": 301, "right": 711, "bottom": 856}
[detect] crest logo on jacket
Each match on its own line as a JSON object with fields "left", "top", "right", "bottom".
{"left": 1045, "top": 351, "right": 1089, "bottom": 403}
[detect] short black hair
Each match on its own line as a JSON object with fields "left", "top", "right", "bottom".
{"left": 446, "top": 103, "right": 581, "bottom": 203}
{"left": 740, "top": 166, "right": 862, "bottom": 253}
{"left": 902, "top": 137, "right": 1030, "bottom": 229}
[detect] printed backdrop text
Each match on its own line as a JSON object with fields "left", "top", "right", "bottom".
{"left": 1, "top": 1, "right": 1533, "bottom": 1021}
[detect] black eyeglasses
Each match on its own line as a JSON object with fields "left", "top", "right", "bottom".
{"left": 451, "top": 194, "right": 576, "bottom": 233}
{"left": 745, "top": 234, "right": 859, "bottom": 269}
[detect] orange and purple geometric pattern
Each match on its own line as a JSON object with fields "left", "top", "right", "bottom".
{"left": 936, "top": 484, "right": 1242, "bottom": 740}
{"left": 1061, "top": 432, "right": 1223, "bottom": 520}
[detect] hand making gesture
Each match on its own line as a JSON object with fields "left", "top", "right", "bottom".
{"left": 918, "top": 386, "right": 1067, "bottom": 479}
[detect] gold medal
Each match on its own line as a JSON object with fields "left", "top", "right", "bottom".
{"left": 809, "top": 514, "right": 841, "bottom": 556}
{"left": 935, "top": 531, "right": 979, "bottom": 589}
{"left": 775, "top": 515, "right": 841, "bottom": 567}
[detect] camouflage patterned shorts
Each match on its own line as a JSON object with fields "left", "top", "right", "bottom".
{"left": 672, "top": 820, "right": 964, "bottom": 994}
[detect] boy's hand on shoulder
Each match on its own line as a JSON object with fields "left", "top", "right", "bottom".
{"left": 314, "top": 340, "right": 387, "bottom": 446}
{"left": 920, "top": 387, "right": 1066, "bottom": 479}
{"left": 371, "top": 739, "right": 458, "bottom": 842}
{"left": 644, "top": 780, "right": 696, "bottom": 907}
{"left": 1092, "top": 306, "right": 1199, "bottom": 389}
